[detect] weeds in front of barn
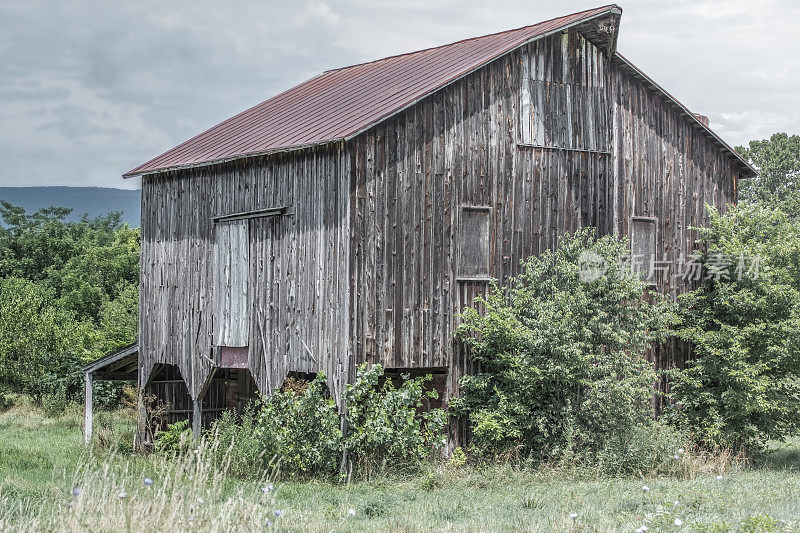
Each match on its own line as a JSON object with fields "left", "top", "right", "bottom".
{"left": 2, "top": 404, "right": 800, "bottom": 532}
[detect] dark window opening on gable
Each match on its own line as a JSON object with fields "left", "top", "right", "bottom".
{"left": 631, "top": 217, "right": 657, "bottom": 283}
{"left": 458, "top": 206, "right": 490, "bottom": 280}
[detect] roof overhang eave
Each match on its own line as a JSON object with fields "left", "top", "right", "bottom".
{"left": 123, "top": 139, "right": 347, "bottom": 179}
{"left": 82, "top": 342, "right": 139, "bottom": 376}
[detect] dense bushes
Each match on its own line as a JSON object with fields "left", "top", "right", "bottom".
{"left": 253, "top": 374, "right": 343, "bottom": 476}
{"left": 450, "top": 229, "right": 675, "bottom": 468}
{"left": 344, "top": 364, "right": 447, "bottom": 474}
{"left": 209, "top": 366, "right": 445, "bottom": 479}
{"left": 210, "top": 376, "right": 341, "bottom": 479}
{"left": 670, "top": 204, "right": 800, "bottom": 451}
{"left": 0, "top": 277, "right": 93, "bottom": 402}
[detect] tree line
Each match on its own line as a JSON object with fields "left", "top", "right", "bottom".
{"left": 0, "top": 203, "right": 139, "bottom": 407}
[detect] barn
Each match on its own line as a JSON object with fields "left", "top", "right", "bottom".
{"left": 105, "top": 4, "right": 756, "bottom": 444}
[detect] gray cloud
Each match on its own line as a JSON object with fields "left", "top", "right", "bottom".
{"left": 0, "top": 0, "right": 797, "bottom": 187}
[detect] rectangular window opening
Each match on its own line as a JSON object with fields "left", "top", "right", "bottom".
{"left": 458, "top": 206, "right": 490, "bottom": 280}
{"left": 631, "top": 217, "right": 657, "bottom": 284}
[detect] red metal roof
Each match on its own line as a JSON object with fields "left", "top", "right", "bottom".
{"left": 124, "top": 5, "right": 620, "bottom": 177}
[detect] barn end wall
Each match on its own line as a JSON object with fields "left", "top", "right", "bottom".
{"left": 139, "top": 145, "right": 351, "bottom": 406}
{"left": 348, "top": 28, "right": 740, "bottom": 401}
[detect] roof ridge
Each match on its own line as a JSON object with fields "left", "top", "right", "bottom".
{"left": 124, "top": 4, "right": 624, "bottom": 177}
{"left": 323, "top": 4, "right": 620, "bottom": 74}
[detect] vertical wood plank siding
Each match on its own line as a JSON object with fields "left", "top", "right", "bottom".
{"left": 140, "top": 28, "right": 739, "bottom": 411}
{"left": 140, "top": 146, "right": 351, "bottom": 402}
{"left": 349, "top": 29, "right": 737, "bottom": 401}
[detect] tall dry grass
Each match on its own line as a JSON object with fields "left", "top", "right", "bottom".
{"left": 1, "top": 440, "right": 283, "bottom": 533}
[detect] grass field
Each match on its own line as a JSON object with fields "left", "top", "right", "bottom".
{"left": 1, "top": 401, "right": 800, "bottom": 532}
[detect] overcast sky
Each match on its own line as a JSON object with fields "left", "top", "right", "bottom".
{"left": 1, "top": 0, "right": 798, "bottom": 189}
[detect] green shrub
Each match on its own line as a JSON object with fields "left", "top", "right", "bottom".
{"left": 253, "top": 372, "right": 342, "bottom": 477}
{"left": 451, "top": 228, "right": 673, "bottom": 466}
{"left": 449, "top": 446, "right": 467, "bottom": 468}
{"left": 154, "top": 419, "right": 192, "bottom": 453}
{"left": 209, "top": 366, "right": 447, "bottom": 479}
{"left": 595, "top": 420, "right": 689, "bottom": 475}
{"left": 211, "top": 375, "right": 342, "bottom": 479}
{"left": 209, "top": 407, "right": 265, "bottom": 479}
{"left": 40, "top": 387, "right": 70, "bottom": 417}
{"left": 344, "top": 364, "right": 448, "bottom": 475}
{"left": 671, "top": 204, "right": 800, "bottom": 451}
{"left": 0, "top": 389, "right": 13, "bottom": 412}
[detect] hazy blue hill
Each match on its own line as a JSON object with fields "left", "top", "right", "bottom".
{"left": 0, "top": 187, "right": 140, "bottom": 227}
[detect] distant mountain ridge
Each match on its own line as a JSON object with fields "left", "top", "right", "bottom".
{"left": 0, "top": 187, "right": 140, "bottom": 227}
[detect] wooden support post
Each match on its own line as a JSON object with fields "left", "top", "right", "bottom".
{"left": 135, "top": 390, "right": 148, "bottom": 450}
{"left": 192, "top": 398, "right": 202, "bottom": 440}
{"left": 84, "top": 373, "right": 93, "bottom": 445}
{"left": 339, "top": 412, "right": 349, "bottom": 476}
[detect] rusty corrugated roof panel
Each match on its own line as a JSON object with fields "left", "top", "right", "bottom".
{"left": 124, "top": 5, "right": 620, "bottom": 177}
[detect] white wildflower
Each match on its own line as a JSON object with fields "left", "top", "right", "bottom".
{"left": 674, "top": 518, "right": 683, "bottom": 526}
{"left": 273, "top": 510, "right": 283, "bottom": 517}
{"left": 642, "top": 485, "right": 650, "bottom": 492}
{"left": 348, "top": 508, "right": 356, "bottom": 516}
{"left": 117, "top": 492, "right": 127, "bottom": 499}
{"left": 568, "top": 513, "right": 577, "bottom": 519}
{"left": 715, "top": 475, "right": 723, "bottom": 480}
{"left": 677, "top": 448, "right": 684, "bottom": 454}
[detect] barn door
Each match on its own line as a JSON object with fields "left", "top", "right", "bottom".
{"left": 249, "top": 213, "right": 299, "bottom": 393}
{"left": 214, "top": 219, "right": 250, "bottom": 348}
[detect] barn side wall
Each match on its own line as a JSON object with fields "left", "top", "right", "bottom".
{"left": 348, "top": 28, "right": 741, "bottom": 400}
{"left": 139, "top": 145, "right": 351, "bottom": 405}
{"left": 610, "top": 59, "right": 739, "bottom": 373}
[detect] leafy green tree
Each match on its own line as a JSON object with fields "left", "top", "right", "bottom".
{"left": 0, "top": 277, "right": 94, "bottom": 401}
{"left": 451, "top": 229, "right": 674, "bottom": 463}
{"left": 736, "top": 133, "right": 800, "bottom": 215}
{"left": 671, "top": 204, "right": 800, "bottom": 451}
{"left": 0, "top": 202, "right": 139, "bottom": 403}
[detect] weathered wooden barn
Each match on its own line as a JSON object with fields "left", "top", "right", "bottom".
{"left": 118, "top": 4, "right": 755, "bottom": 440}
